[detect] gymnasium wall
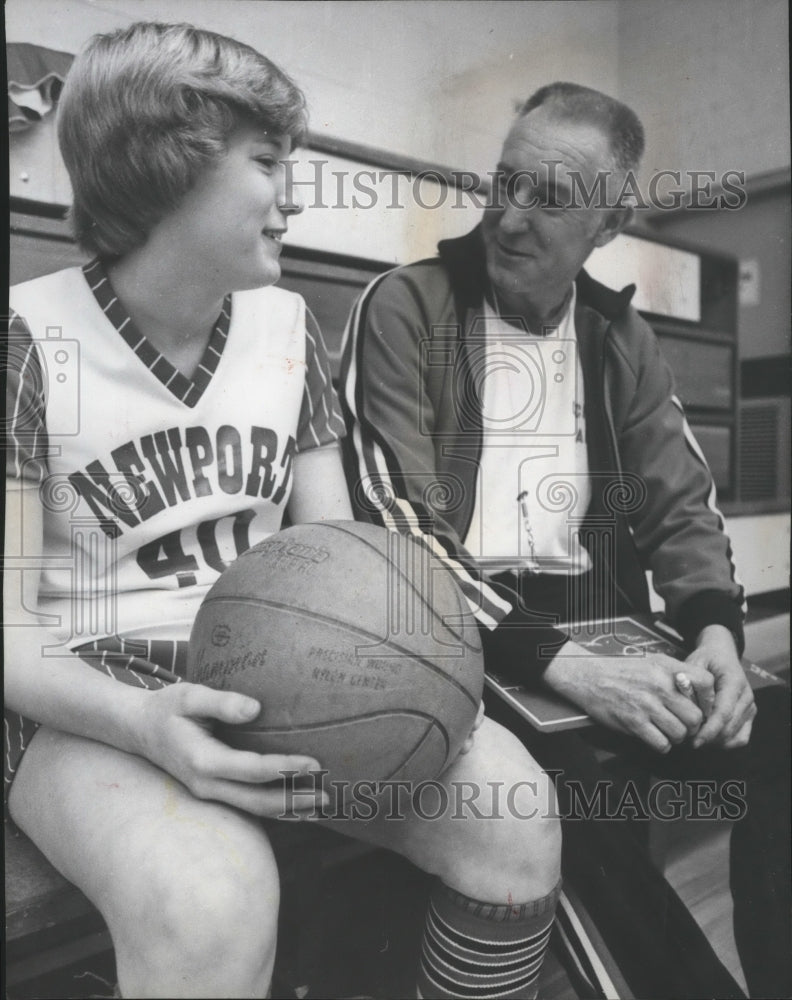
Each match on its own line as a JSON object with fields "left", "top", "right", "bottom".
{"left": 7, "top": 0, "right": 620, "bottom": 173}
{"left": 618, "top": 0, "right": 789, "bottom": 184}
{"left": 618, "top": 0, "right": 790, "bottom": 363}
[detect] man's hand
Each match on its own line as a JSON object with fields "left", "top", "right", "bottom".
{"left": 542, "top": 641, "right": 712, "bottom": 754}
{"left": 685, "top": 624, "right": 755, "bottom": 749}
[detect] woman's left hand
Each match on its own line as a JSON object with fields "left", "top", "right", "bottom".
{"left": 458, "top": 701, "right": 486, "bottom": 756}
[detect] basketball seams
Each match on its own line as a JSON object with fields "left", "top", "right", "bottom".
{"left": 320, "top": 522, "right": 479, "bottom": 650}
{"left": 196, "top": 595, "right": 480, "bottom": 707}
{"left": 240, "top": 521, "right": 482, "bottom": 654}
{"left": 227, "top": 714, "right": 452, "bottom": 782}
{"left": 230, "top": 709, "right": 448, "bottom": 738}
{"left": 386, "top": 719, "right": 451, "bottom": 782}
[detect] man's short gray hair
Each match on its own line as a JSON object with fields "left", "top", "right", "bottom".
{"left": 519, "top": 82, "right": 644, "bottom": 174}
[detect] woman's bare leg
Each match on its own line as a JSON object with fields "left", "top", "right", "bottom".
{"left": 318, "top": 717, "right": 561, "bottom": 901}
{"left": 9, "top": 727, "right": 280, "bottom": 999}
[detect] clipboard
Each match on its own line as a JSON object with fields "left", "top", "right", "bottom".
{"left": 484, "top": 613, "right": 786, "bottom": 733}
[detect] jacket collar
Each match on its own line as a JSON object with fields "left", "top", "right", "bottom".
{"left": 437, "top": 224, "right": 636, "bottom": 321}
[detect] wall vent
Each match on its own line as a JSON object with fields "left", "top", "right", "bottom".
{"left": 739, "top": 398, "right": 790, "bottom": 502}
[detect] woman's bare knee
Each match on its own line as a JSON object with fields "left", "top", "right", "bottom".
{"left": 376, "top": 718, "right": 562, "bottom": 901}
{"left": 114, "top": 831, "right": 280, "bottom": 997}
{"left": 440, "top": 722, "right": 561, "bottom": 898}
{"left": 9, "top": 726, "right": 280, "bottom": 998}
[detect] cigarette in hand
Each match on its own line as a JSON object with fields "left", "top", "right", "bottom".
{"left": 674, "top": 671, "right": 699, "bottom": 708}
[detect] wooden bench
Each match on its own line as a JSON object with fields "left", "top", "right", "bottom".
{"left": 6, "top": 828, "right": 112, "bottom": 995}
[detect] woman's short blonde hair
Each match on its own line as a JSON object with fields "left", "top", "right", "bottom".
{"left": 57, "top": 21, "right": 307, "bottom": 259}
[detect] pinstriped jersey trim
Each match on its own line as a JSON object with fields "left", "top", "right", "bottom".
{"left": 4, "top": 637, "right": 184, "bottom": 803}
{"left": 297, "top": 307, "right": 346, "bottom": 451}
{"left": 82, "top": 258, "right": 231, "bottom": 408}
{"left": 4, "top": 311, "right": 49, "bottom": 483}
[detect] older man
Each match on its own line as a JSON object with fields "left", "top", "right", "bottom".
{"left": 341, "top": 82, "right": 789, "bottom": 997}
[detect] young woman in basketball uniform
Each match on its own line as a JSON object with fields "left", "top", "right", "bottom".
{"left": 5, "top": 23, "right": 560, "bottom": 998}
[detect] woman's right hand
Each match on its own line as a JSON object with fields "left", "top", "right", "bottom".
{"left": 5, "top": 484, "right": 322, "bottom": 819}
{"left": 131, "top": 682, "right": 329, "bottom": 818}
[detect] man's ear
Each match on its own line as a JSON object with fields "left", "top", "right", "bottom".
{"left": 593, "top": 206, "right": 633, "bottom": 248}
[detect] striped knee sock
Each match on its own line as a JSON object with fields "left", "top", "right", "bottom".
{"left": 417, "top": 879, "right": 561, "bottom": 999}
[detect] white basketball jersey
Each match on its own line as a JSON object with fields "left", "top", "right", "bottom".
{"left": 10, "top": 265, "right": 333, "bottom": 644}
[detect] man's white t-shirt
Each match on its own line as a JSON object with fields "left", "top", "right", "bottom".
{"left": 464, "top": 290, "right": 592, "bottom": 575}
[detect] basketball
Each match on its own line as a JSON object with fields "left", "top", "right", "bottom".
{"left": 187, "top": 521, "right": 484, "bottom": 788}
